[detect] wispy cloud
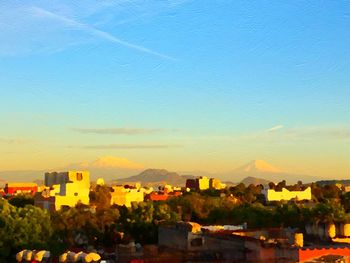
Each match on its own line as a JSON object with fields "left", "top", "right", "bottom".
{"left": 69, "top": 143, "right": 182, "bottom": 149}
{"left": 30, "top": 7, "right": 175, "bottom": 60}
{"left": 72, "top": 127, "right": 175, "bottom": 135}
{"left": 0, "top": 1, "right": 182, "bottom": 59}
{"left": 248, "top": 125, "right": 350, "bottom": 142}
{"left": 267, "top": 124, "right": 284, "bottom": 132}
{"left": 182, "top": 125, "right": 350, "bottom": 144}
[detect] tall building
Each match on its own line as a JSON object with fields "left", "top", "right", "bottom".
{"left": 35, "top": 171, "right": 90, "bottom": 211}
{"left": 186, "top": 176, "right": 210, "bottom": 191}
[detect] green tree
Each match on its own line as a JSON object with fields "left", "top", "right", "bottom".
{"left": 0, "top": 199, "right": 52, "bottom": 260}
{"left": 89, "top": 185, "right": 112, "bottom": 209}
{"left": 8, "top": 194, "right": 34, "bottom": 208}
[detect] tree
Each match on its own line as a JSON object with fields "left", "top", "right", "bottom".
{"left": 0, "top": 199, "right": 52, "bottom": 260}
{"left": 341, "top": 192, "right": 350, "bottom": 213}
{"left": 51, "top": 203, "right": 120, "bottom": 250}
{"left": 89, "top": 185, "right": 112, "bottom": 209}
{"left": 275, "top": 180, "right": 286, "bottom": 191}
{"left": 274, "top": 203, "right": 302, "bottom": 228}
{"left": 322, "top": 184, "right": 341, "bottom": 200}
{"left": 8, "top": 194, "right": 34, "bottom": 208}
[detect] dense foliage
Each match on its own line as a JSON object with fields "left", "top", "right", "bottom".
{"left": 1, "top": 181, "right": 350, "bottom": 261}
{"left": 0, "top": 199, "right": 52, "bottom": 259}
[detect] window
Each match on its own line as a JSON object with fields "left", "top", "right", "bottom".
{"left": 190, "top": 238, "right": 203, "bottom": 247}
{"left": 76, "top": 172, "right": 83, "bottom": 181}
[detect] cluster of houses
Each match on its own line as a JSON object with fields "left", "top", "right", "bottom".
{"left": 156, "top": 221, "right": 350, "bottom": 262}
{"left": 4, "top": 170, "right": 350, "bottom": 262}
{"left": 1, "top": 171, "right": 233, "bottom": 211}
{"left": 1, "top": 170, "right": 316, "bottom": 212}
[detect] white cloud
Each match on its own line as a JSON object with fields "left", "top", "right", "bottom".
{"left": 267, "top": 125, "right": 284, "bottom": 132}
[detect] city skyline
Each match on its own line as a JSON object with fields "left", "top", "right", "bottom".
{"left": 1, "top": 1, "right": 350, "bottom": 178}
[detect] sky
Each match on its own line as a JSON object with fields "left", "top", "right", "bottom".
{"left": 0, "top": 0, "right": 350, "bottom": 178}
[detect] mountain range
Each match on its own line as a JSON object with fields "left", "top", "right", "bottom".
{"left": 114, "top": 169, "right": 194, "bottom": 187}
{"left": 113, "top": 160, "right": 323, "bottom": 186}
{"left": 0, "top": 159, "right": 325, "bottom": 186}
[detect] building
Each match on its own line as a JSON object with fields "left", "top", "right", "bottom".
{"left": 305, "top": 222, "right": 350, "bottom": 244}
{"left": 110, "top": 185, "right": 144, "bottom": 207}
{"left": 186, "top": 177, "right": 210, "bottom": 191}
{"left": 35, "top": 171, "right": 90, "bottom": 211}
{"left": 146, "top": 184, "right": 182, "bottom": 201}
{"left": 209, "top": 178, "right": 226, "bottom": 190}
{"left": 298, "top": 246, "right": 350, "bottom": 262}
{"left": 147, "top": 191, "right": 182, "bottom": 201}
{"left": 4, "top": 183, "right": 38, "bottom": 196}
{"left": 158, "top": 221, "right": 207, "bottom": 251}
{"left": 158, "top": 221, "right": 308, "bottom": 262}
{"left": 263, "top": 187, "right": 312, "bottom": 202}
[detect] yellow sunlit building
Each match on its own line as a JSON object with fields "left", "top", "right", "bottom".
{"left": 186, "top": 176, "right": 226, "bottom": 191}
{"left": 110, "top": 185, "right": 144, "bottom": 207}
{"left": 209, "top": 178, "right": 226, "bottom": 190}
{"left": 35, "top": 171, "right": 90, "bottom": 211}
{"left": 264, "top": 187, "right": 312, "bottom": 202}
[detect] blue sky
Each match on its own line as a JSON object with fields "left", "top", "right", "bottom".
{"left": 1, "top": 0, "right": 350, "bottom": 177}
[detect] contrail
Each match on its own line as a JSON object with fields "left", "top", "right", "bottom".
{"left": 31, "top": 6, "right": 176, "bottom": 61}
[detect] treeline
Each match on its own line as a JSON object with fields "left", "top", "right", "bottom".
{"left": 2, "top": 182, "right": 350, "bottom": 261}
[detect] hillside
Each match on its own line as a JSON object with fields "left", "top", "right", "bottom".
{"left": 240, "top": 176, "right": 271, "bottom": 186}
{"left": 115, "top": 169, "right": 194, "bottom": 187}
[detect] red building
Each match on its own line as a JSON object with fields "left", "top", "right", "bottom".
{"left": 298, "top": 246, "right": 350, "bottom": 262}
{"left": 4, "top": 183, "right": 38, "bottom": 195}
{"left": 148, "top": 191, "right": 182, "bottom": 201}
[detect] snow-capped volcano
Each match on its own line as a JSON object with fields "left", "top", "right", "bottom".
{"left": 219, "top": 160, "right": 322, "bottom": 184}
{"left": 234, "top": 160, "right": 281, "bottom": 173}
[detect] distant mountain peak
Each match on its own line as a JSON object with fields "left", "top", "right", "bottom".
{"left": 236, "top": 160, "right": 281, "bottom": 173}
{"left": 138, "top": 168, "right": 172, "bottom": 177}
{"left": 117, "top": 168, "right": 192, "bottom": 186}
{"left": 240, "top": 176, "right": 271, "bottom": 186}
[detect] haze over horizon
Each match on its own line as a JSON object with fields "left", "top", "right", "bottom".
{"left": 0, "top": 159, "right": 329, "bottom": 185}
{"left": 1, "top": 1, "right": 350, "bottom": 179}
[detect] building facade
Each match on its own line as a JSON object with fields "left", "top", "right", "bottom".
{"left": 4, "top": 183, "right": 38, "bottom": 196}
{"left": 263, "top": 187, "right": 312, "bottom": 202}
{"left": 35, "top": 171, "right": 90, "bottom": 211}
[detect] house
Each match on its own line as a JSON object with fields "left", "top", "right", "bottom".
{"left": 263, "top": 187, "right": 312, "bottom": 202}
{"left": 110, "top": 185, "right": 144, "bottom": 207}
{"left": 35, "top": 171, "right": 90, "bottom": 211}
{"left": 186, "top": 177, "right": 210, "bottom": 191}
{"left": 4, "top": 183, "right": 38, "bottom": 196}
{"left": 209, "top": 178, "right": 226, "bottom": 190}
{"left": 147, "top": 191, "right": 182, "bottom": 201}
{"left": 158, "top": 221, "right": 306, "bottom": 262}
{"left": 298, "top": 246, "right": 350, "bottom": 262}
{"left": 305, "top": 222, "right": 350, "bottom": 244}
